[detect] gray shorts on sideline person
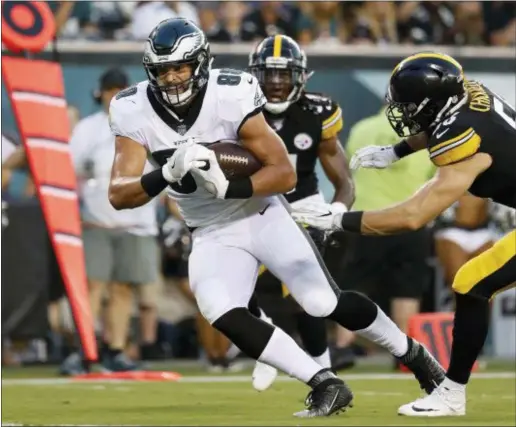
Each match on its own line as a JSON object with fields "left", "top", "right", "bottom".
{"left": 83, "top": 226, "right": 159, "bottom": 285}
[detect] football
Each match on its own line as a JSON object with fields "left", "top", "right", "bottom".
{"left": 208, "top": 141, "right": 262, "bottom": 180}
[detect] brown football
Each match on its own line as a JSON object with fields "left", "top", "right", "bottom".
{"left": 208, "top": 141, "right": 262, "bottom": 180}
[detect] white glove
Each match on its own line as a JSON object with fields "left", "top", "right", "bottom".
{"left": 162, "top": 141, "right": 204, "bottom": 183}
{"left": 291, "top": 201, "right": 345, "bottom": 232}
{"left": 189, "top": 146, "right": 229, "bottom": 199}
{"left": 350, "top": 145, "right": 399, "bottom": 170}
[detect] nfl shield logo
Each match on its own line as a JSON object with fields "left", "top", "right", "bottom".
{"left": 177, "top": 124, "right": 187, "bottom": 136}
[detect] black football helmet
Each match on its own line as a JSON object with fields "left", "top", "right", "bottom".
{"left": 248, "top": 35, "right": 311, "bottom": 115}
{"left": 143, "top": 18, "right": 211, "bottom": 108}
{"left": 386, "top": 53, "right": 466, "bottom": 137}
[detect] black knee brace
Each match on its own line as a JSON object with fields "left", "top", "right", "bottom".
{"left": 327, "top": 291, "right": 379, "bottom": 331}
{"left": 212, "top": 307, "right": 274, "bottom": 359}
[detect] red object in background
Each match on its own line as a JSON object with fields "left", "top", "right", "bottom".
{"left": 73, "top": 371, "right": 182, "bottom": 382}
{"left": 401, "top": 312, "right": 479, "bottom": 372}
{"left": 2, "top": 1, "right": 98, "bottom": 366}
{"left": 1, "top": 1, "right": 56, "bottom": 53}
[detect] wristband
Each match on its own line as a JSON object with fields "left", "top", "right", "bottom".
{"left": 393, "top": 139, "right": 414, "bottom": 159}
{"left": 224, "top": 177, "right": 253, "bottom": 199}
{"left": 140, "top": 169, "right": 169, "bottom": 197}
{"left": 340, "top": 211, "right": 363, "bottom": 233}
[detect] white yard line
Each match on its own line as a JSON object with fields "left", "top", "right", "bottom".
{"left": 2, "top": 371, "right": 515, "bottom": 386}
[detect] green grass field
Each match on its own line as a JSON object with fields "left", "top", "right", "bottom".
{"left": 2, "top": 362, "right": 515, "bottom": 426}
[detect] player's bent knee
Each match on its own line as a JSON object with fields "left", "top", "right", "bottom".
{"left": 212, "top": 307, "right": 274, "bottom": 359}
{"left": 327, "top": 291, "right": 379, "bottom": 331}
{"left": 297, "top": 288, "right": 338, "bottom": 318}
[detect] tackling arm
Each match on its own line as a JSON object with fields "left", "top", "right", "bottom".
{"left": 404, "top": 132, "right": 429, "bottom": 153}
{"left": 239, "top": 113, "right": 297, "bottom": 196}
{"left": 359, "top": 153, "right": 492, "bottom": 235}
{"left": 318, "top": 136, "right": 355, "bottom": 208}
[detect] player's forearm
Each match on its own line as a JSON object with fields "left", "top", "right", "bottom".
{"left": 332, "top": 178, "right": 355, "bottom": 209}
{"left": 250, "top": 163, "right": 297, "bottom": 196}
{"left": 108, "top": 176, "right": 153, "bottom": 210}
{"left": 360, "top": 208, "right": 420, "bottom": 235}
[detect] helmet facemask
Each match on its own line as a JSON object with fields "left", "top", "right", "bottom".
{"left": 250, "top": 56, "right": 309, "bottom": 115}
{"left": 143, "top": 31, "right": 211, "bottom": 110}
{"left": 386, "top": 92, "right": 464, "bottom": 137}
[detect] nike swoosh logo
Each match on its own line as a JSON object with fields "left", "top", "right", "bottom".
{"left": 259, "top": 204, "right": 270, "bottom": 215}
{"left": 320, "top": 212, "right": 332, "bottom": 217}
{"left": 436, "top": 129, "right": 449, "bottom": 139}
{"left": 329, "top": 389, "right": 340, "bottom": 411}
{"left": 248, "top": 78, "right": 253, "bottom": 84}
{"left": 411, "top": 406, "right": 438, "bottom": 412}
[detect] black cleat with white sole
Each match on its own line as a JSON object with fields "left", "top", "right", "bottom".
{"left": 294, "top": 369, "right": 354, "bottom": 418}
{"left": 397, "top": 337, "right": 446, "bottom": 394}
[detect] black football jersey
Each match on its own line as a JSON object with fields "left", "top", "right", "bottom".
{"left": 264, "top": 92, "right": 343, "bottom": 203}
{"left": 427, "top": 80, "right": 516, "bottom": 209}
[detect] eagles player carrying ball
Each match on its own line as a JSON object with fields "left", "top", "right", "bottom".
{"left": 108, "top": 19, "right": 444, "bottom": 418}
{"left": 293, "top": 52, "right": 516, "bottom": 417}
{"left": 246, "top": 35, "right": 355, "bottom": 392}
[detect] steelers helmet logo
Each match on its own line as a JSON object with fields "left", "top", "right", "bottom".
{"left": 2, "top": 1, "right": 55, "bottom": 53}
{"left": 294, "top": 133, "right": 313, "bottom": 150}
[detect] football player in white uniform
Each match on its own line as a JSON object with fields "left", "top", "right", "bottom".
{"left": 108, "top": 18, "right": 444, "bottom": 417}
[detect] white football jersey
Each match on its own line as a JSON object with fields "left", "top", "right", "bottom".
{"left": 109, "top": 68, "right": 270, "bottom": 227}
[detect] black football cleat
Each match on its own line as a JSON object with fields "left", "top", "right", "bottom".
{"left": 397, "top": 337, "right": 446, "bottom": 394}
{"left": 293, "top": 369, "right": 354, "bottom": 418}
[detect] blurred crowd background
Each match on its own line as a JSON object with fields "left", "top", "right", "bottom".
{"left": 51, "top": 1, "right": 516, "bottom": 46}
{"left": 2, "top": 1, "right": 515, "bottom": 374}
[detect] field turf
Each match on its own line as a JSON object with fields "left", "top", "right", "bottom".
{"left": 2, "top": 361, "right": 515, "bottom": 426}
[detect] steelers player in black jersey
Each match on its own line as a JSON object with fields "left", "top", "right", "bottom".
{"left": 246, "top": 34, "right": 355, "bottom": 391}
{"left": 293, "top": 52, "right": 516, "bottom": 417}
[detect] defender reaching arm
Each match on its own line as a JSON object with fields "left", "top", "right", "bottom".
{"left": 350, "top": 132, "right": 429, "bottom": 170}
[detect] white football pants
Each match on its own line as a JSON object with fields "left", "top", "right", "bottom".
{"left": 188, "top": 196, "right": 339, "bottom": 324}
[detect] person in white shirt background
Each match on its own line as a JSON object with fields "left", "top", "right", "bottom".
{"left": 64, "top": 68, "right": 160, "bottom": 373}
{"left": 131, "top": 1, "right": 200, "bottom": 40}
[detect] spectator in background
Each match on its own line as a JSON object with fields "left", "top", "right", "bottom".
{"left": 49, "top": 1, "right": 98, "bottom": 39}
{"left": 89, "top": 2, "right": 133, "bottom": 40}
{"left": 64, "top": 68, "right": 160, "bottom": 373}
{"left": 297, "top": 1, "right": 345, "bottom": 46}
{"left": 433, "top": 195, "right": 494, "bottom": 311}
{"left": 453, "top": 2, "right": 486, "bottom": 46}
{"left": 483, "top": 1, "right": 516, "bottom": 46}
{"left": 397, "top": 1, "right": 456, "bottom": 45}
{"left": 240, "top": 1, "right": 298, "bottom": 42}
{"left": 348, "top": 1, "right": 398, "bottom": 45}
{"left": 131, "top": 1, "right": 199, "bottom": 40}
{"left": 337, "top": 107, "right": 435, "bottom": 367}
{"left": 1, "top": 133, "right": 23, "bottom": 194}
{"left": 200, "top": 1, "right": 249, "bottom": 43}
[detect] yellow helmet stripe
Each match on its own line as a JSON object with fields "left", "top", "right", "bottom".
{"left": 273, "top": 34, "right": 282, "bottom": 58}
{"left": 391, "top": 52, "right": 463, "bottom": 76}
